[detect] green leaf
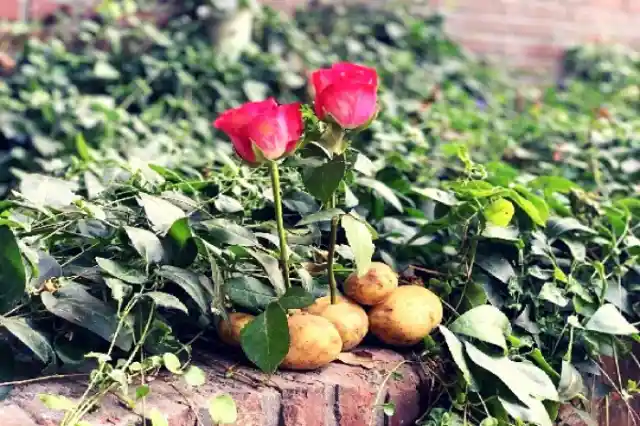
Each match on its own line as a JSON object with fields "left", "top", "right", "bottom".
{"left": 465, "top": 342, "right": 558, "bottom": 404}
{"left": 135, "top": 384, "right": 150, "bottom": 400}
{"left": 412, "top": 187, "right": 459, "bottom": 206}
{"left": 124, "top": 226, "right": 165, "bottom": 264}
{"left": 94, "top": 60, "right": 120, "bottom": 79}
{"left": 138, "top": 193, "right": 186, "bottom": 235}
{"left": 528, "top": 176, "right": 578, "bottom": 194}
{"left": 450, "top": 305, "right": 511, "bottom": 350}
{"left": 514, "top": 361, "right": 561, "bottom": 401}
{"left": 243, "top": 80, "right": 269, "bottom": 101}
{"left": 560, "top": 238, "right": 586, "bottom": 262}
{"left": 18, "top": 174, "right": 78, "bottom": 209}
{"left": 341, "top": 213, "right": 375, "bottom": 277}
{"left": 41, "top": 281, "right": 132, "bottom": 351}
{"left": 585, "top": 303, "right": 638, "bottom": 335}
{"left": 479, "top": 417, "right": 499, "bottom": 426}
{"left": 558, "top": 361, "right": 585, "bottom": 401}
{"left": 538, "top": 282, "right": 569, "bottom": 307}
{"left": 0, "top": 226, "right": 26, "bottom": 313}
{"left": 144, "top": 292, "right": 189, "bottom": 314}
{"left": 209, "top": 393, "right": 238, "bottom": 424}
{"left": 96, "top": 257, "right": 147, "bottom": 285}
{"left": 547, "top": 217, "right": 597, "bottom": 239}
{"left": 381, "top": 401, "right": 396, "bottom": 416}
{"left": 499, "top": 396, "right": 552, "bottom": 426}
{"left": 75, "top": 133, "right": 91, "bottom": 161}
{"left": 199, "top": 219, "right": 259, "bottom": 246}
{"left": 39, "top": 394, "right": 76, "bottom": 411}
{"left": 183, "top": 365, "right": 206, "bottom": 387}
{"left": 0, "top": 317, "right": 54, "bottom": 364}
{"left": 481, "top": 225, "right": 520, "bottom": 242}
{"left": 278, "top": 287, "right": 314, "bottom": 310}
{"left": 225, "top": 276, "right": 277, "bottom": 313}
{"left": 105, "top": 278, "right": 132, "bottom": 304}
{"left": 357, "top": 177, "right": 404, "bottom": 212}
{"left": 240, "top": 302, "right": 289, "bottom": 374}
{"left": 506, "top": 190, "right": 545, "bottom": 226}
{"left": 475, "top": 254, "right": 516, "bottom": 284}
{"left": 158, "top": 266, "right": 211, "bottom": 315}
{"left": 439, "top": 325, "right": 478, "bottom": 390}
{"left": 244, "top": 249, "right": 286, "bottom": 296}
{"left": 202, "top": 240, "right": 226, "bottom": 319}
{"left": 296, "top": 208, "right": 345, "bottom": 226}
{"left": 162, "top": 352, "right": 182, "bottom": 374}
{"left": 214, "top": 195, "right": 244, "bottom": 213}
{"left": 484, "top": 198, "right": 514, "bottom": 227}
{"left": 303, "top": 156, "right": 346, "bottom": 203}
{"left": 149, "top": 407, "right": 169, "bottom": 426}
{"left": 515, "top": 186, "right": 549, "bottom": 224}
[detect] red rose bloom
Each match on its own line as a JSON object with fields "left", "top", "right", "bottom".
{"left": 311, "top": 62, "right": 378, "bottom": 130}
{"left": 213, "top": 98, "right": 303, "bottom": 165}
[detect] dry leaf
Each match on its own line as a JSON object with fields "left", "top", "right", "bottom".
{"left": 337, "top": 350, "right": 376, "bottom": 369}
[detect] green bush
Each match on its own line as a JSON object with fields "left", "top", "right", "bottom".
{"left": 0, "top": 3, "right": 639, "bottom": 425}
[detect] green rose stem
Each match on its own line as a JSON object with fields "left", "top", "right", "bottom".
{"left": 327, "top": 192, "right": 339, "bottom": 305}
{"left": 324, "top": 126, "right": 347, "bottom": 305}
{"left": 269, "top": 160, "right": 291, "bottom": 289}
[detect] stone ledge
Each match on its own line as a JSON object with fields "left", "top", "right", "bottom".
{"left": 0, "top": 347, "right": 435, "bottom": 426}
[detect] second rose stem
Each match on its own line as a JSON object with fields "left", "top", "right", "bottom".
{"left": 327, "top": 192, "right": 339, "bottom": 305}
{"left": 269, "top": 160, "right": 291, "bottom": 289}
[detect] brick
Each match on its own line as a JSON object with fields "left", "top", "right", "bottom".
{"left": 281, "top": 386, "right": 330, "bottom": 426}
{"left": 387, "top": 364, "right": 424, "bottom": 426}
{"left": 29, "top": 0, "right": 97, "bottom": 20}
{"left": 5, "top": 379, "right": 85, "bottom": 425}
{"left": 0, "top": 0, "right": 21, "bottom": 20}
{"left": 0, "top": 404, "right": 38, "bottom": 426}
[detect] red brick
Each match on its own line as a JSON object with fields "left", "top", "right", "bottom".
{"left": 0, "top": 404, "right": 38, "bottom": 426}
{"left": 0, "top": 0, "right": 20, "bottom": 20}
{"left": 281, "top": 386, "right": 329, "bottom": 426}
{"left": 30, "top": 0, "right": 98, "bottom": 20}
{"left": 387, "top": 364, "right": 423, "bottom": 426}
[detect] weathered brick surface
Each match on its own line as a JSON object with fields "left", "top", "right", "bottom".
{"left": 0, "top": 347, "right": 433, "bottom": 426}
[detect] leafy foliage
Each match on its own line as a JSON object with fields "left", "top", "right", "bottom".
{"left": 0, "top": 2, "right": 639, "bottom": 425}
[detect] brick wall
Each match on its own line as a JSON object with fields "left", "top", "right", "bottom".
{"left": 2, "top": 0, "right": 640, "bottom": 78}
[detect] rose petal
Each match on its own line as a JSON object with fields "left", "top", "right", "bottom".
{"left": 214, "top": 98, "right": 278, "bottom": 164}
{"left": 315, "top": 82, "right": 377, "bottom": 129}
{"left": 213, "top": 98, "right": 278, "bottom": 137}
{"left": 229, "top": 134, "right": 257, "bottom": 163}
{"left": 246, "top": 109, "right": 290, "bottom": 161}
{"left": 311, "top": 69, "right": 336, "bottom": 98}
{"left": 277, "top": 102, "right": 304, "bottom": 148}
{"left": 331, "top": 62, "right": 378, "bottom": 87}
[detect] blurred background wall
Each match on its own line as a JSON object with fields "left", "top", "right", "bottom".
{"left": 2, "top": 0, "right": 640, "bottom": 79}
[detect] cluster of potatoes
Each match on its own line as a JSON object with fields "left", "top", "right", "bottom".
{"left": 217, "top": 262, "right": 443, "bottom": 371}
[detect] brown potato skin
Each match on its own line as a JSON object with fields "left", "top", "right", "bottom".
{"left": 369, "top": 285, "right": 443, "bottom": 346}
{"left": 216, "top": 312, "right": 255, "bottom": 347}
{"left": 317, "top": 299, "right": 369, "bottom": 351}
{"left": 281, "top": 313, "right": 343, "bottom": 370}
{"left": 304, "top": 294, "right": 348, "bottom": 315}
{"left": 344, "top": 262, "right": 398, "bottom": 306}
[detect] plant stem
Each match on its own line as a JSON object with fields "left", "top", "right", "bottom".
{"left": 327, "top": 192, "right": 339, "bottom": 304}
{"left": 269, "top": 160, "right": 291, "bottom": 289}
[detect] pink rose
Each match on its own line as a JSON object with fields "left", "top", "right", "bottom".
{"left": 213, "top": 98, "right": 303, "bottom": 165}
{"left": 311, "top": 62, "right": 378, "bottom": 130}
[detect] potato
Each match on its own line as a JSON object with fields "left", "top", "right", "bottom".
{"left": 281, "top": 313, "right": 343, "bottom": 370}
{"left": 317, "top": 300, "right": 369, "bottom": 351}
{"left": 343, "top": 262, "right": 398, "bottom": 306}
{"left": 304, "top": 294, "right": 348, "bottom": 315}
{"left": 216, "top": 312, "right": 255, "bottom": 347}
{"left": 368, "top": 285, "right": 443, "bottom": 346}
